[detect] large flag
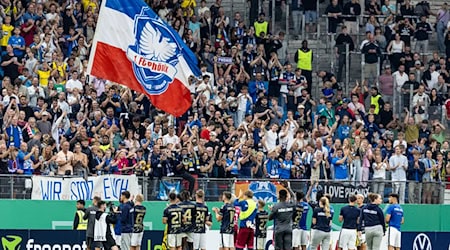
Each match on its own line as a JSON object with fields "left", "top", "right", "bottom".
{"left": 87, "top": 0, "right": 200, "bottom": 117}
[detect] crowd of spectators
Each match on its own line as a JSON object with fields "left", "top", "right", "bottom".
{"left": 0, "top": 0, "right": 449, "bottom": 203}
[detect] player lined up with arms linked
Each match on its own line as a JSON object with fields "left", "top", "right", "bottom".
{"left": 292, "top": 191, "right": 309, "bottom": 250}
{"left": 163, "top": 192, "right": 184, "bottom": 250}
{"left": 234, "top": 189, "right": 258, "bottom": 250}
{"left": 178, "top": 190, "right": 196, "bottom": 250}
{"left": 255, "top": 200, "right": 268, "bottom": 250}
{"left": 338, "top": 195, "right": 360, "bottom": 250}
{"left": 213, "top": 191, "right": 236, "bottom": 250}
{"left": 385, "top": 193, "right": 404, "bottom": 250}
{"left": 193, "top": 189, "right": 212, "bottom": 250}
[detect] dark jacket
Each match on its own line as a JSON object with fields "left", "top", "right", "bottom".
{"left": 407, "top": 160, "right": 425, "bottom": 182}
{"left": 83, "top": 205, "right": 98, "bottom": 238}
{"left": 359, "top": 203, "right": 385, "bottom": 233}
{"left": 120, "top": 201, "right": 134, "bottom": 233}
{"left": 361, "top": 42, "right": 381, "bottom": 64}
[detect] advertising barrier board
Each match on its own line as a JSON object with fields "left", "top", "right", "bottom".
{"left": 3, "top": 230, "right": 448, "bottom": 250}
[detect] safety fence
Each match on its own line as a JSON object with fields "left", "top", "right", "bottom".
{"left": 0, "top": 174, "right": 448, "bottom": 204}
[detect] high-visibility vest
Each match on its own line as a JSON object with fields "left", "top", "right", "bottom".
{"left": 371, "top": 94, "right": 382, "bottom": 114}
{"left": 76, "top": 210, "right": 88, "bottom": 230}
{"left": 239, "top": 199, "right": 256, "bottom": 220}
{"left": 254, "top": 21, "right": 268, "bottom": 37}
{"left": 297, "top": 49, "right": 312, "bottom": 71}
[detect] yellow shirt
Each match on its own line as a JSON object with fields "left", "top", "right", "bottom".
{"left": 81, "top": 0, "right": 97, "bottom": 12}
{"left": 37, "top": 69, "right": 51, "bottom": 87}
{"left": 1, "top": 24, "right": 14, "bottom": 47}
{"left": 52, "top": 62, "right": 67, "bottom": 83}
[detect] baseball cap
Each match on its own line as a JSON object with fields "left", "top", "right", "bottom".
{"left": 415, "top": 60, "right": 421, "bottom": 65}
{"left": 42, "top": 111, "right": 50, "bottom": 116}
{"left": 297, "top": 104, "right": 305, "bottom": 109}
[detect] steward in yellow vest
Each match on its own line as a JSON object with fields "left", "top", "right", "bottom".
{"left": 254, "top": 13, "right": 268, "bottom": 38}
{"left": 294, "top": 40, "right": 313, "bottom": 71}
{"left": 370, "top": 87, "right": 385, "bottom": 115}
{"left": 73, "top": 200, "right": 88, "bottom": 230}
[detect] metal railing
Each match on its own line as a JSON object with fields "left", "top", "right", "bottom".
{"left": 0, "top": 174, "right": 448, "bottom": 204}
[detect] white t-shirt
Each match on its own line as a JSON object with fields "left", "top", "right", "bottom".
{"left": 372, "top": 162, "right": 387, "bottom": 179}
{"left": 265, "top": 130, "right": 278, "bottom": 152}
{"left": 393, "top": 71, "right": 408, "bottom": 92}
{"left": 389, "top": 154, "right": 408, "bottom": 181}
{"left": 66, "top": 79, "right": 83, "bottom": 92}
{"left": 163, "top": 134, "right": 180, "bottom": 146}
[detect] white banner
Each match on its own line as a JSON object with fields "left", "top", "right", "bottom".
{"left": 31, "top": 175, "right": 139, "bottom": 201}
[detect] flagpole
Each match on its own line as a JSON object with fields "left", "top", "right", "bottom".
{"left": 86, "top": 0, "right": 107, "bottom": 76}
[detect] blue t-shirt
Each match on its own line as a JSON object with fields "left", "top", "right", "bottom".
{"left": 386, "top": 204, "right": 403, "bottom": 230}
{"left": 8, "top": 35, "right": 25, "bottom": 57}
{"left": 337, "top": 125, "right": 351, "bottom": 141}
{"left": 279, "top": 160, "right": 292, "bottom": 179}
{"left": 332, "top": 156, "right": 348, "bottom": 180}
{"left": 299, "top": 201, "right": 309, "bottom": 230}
{"left": 322, "top": 87, "right": 334, "bottom": 100}
{"left": 226, "top": 158, "right": 239, "bottom": 175}
{"left": 234, "top": 199, "right": 257, "bottom": 228}
{"left": 266, "top": 159, "right": 280, "bottom": 178}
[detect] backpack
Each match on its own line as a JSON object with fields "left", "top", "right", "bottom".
{"left": 415, "top": 1, "right": 431, "bottom": 17}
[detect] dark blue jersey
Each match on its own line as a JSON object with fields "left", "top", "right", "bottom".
{"left": 178, "top": 201, "right": 196, "bottom": 233}
{"left": 219, "top": 203, "right": 235, "bottom": 234}
{"left": 255, "top": 210, "right": 269, "bottom": 238}
{"left": 120, "top": 201, "right": 134, "bottom": 233}
{"left": 163, "top": 204, "right": 183, "bottom": 234}
{"left": 339, "top": 205, "right": 360, "bottom": 230}
{"left": 312, "top": 207, "right": 332, "bottom": 232}
{"left": 292, "top": 202, "right": 305, "bottom": 229}
{"left": 131, "top": 204, "right": 147, "bottom": 233}
{"left": 194, "top": 202, "right": 211, "bottom": 233}
{"left": 299, "top": 201, "right": 310, "bottom": 230}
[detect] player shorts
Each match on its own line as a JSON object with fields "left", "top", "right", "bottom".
{"left": 180, "top": 232, "right": 193, "bottom": 242}
{"left": 167, "top": 234, "right": 182, "bottom": 248}
{"left": 121, "top": 233, "right": 131, "bottom": 250}
{"left": 193, "top": 233, "right": 207, "bottom": 249}
{"left": 292, "top": 228, "right": 308, "bottom": 247}
{"left": 131, "top": 232, "right": 144, "bottom": 246}
{"left": 299, "top": 229, "right": 308, "bottom": 245}
{"left": 114, "top": 235, "right": 121, "bottom": 247}
{"left": 339, "top": 228, "right": 357, "bottom": 249}
{"left": 236, "top": 227, "right": 254, "bottom": 249}
{"left": 219, "top": 233, "right": 234, "bottom": 248}
{"left": 292, "top": 229, "right": 301, "bottom": 247}
{"left": 255, "top": 237, "right": 266, "bottom": 250}
{"left": 388, "top": 226, "right": 401, "bottom": 248}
